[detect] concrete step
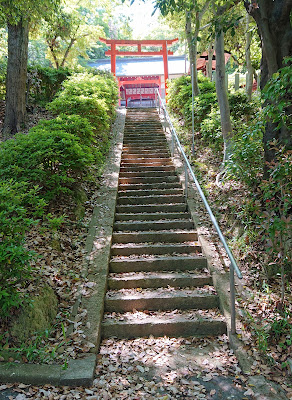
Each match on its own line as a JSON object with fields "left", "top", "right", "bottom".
{"left": 102, "top": 311, "right": 226, "bottom": 338}
{"left": 118, "top": 182, "right": 181, "bottom": 190}
{"left": 119, "top": 166, "right": 174, "bottom": 172}
{"left": 118, "top": 176, "right": 179, "bottom": 184}
{"left": 109, "top": 255, "right": 207, "bottom": 272}
{"left": 112, "top": 230, "right": 198, "bottom": 244}
{"left": 122, "top": 145, "right": 167, "bottom": 151}
{"left": 121, "top": 155, "right": 171, "bottom": 165}
{"left": 120, "top": 158, "right": 172, "bottom": 164}
{"left": 114, "top": 219, "right": 194, "bottom": 231}
{"left": 107, "top": 271, "right": 212, "bottom": 289}
{"left": 123, "top": 140, "right": 166, "bottom": 145}
{"left": 117, "top": 194, "right": 185, "bottom": 205}
{"left": 114, "top": 212, "right": 191, "bottom": 221}
{"left": 104, "top": 287, "right": 219, "bottom": 312}
{"left": 115, "top": 203, "right": 187, "bottom": 213}
{"left": 121, "top": 153, "right": 170, "bottom": 159}
{"left": 123, "top": 134, "right": 165, "bottom": 139}
{"left": 119, "top": 171, "right": 177, "bottom": 178}
{"left": 118, "top": 189, "right": 183, "bottom": 197}
{"left": 122, "top": 149, "right": 169, "bottom": 155}
{"left": 111, "top": 242, "right": 201, "bottom": 256}
{"left": 121, "top": 164, "right": 173, "bottom": 170}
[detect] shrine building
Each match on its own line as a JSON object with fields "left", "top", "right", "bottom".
{"left": 88, "top": 39, "right": 229, "bottom": 107}
{"left": 88, "top": 38, "right": 187, "bottom": 107}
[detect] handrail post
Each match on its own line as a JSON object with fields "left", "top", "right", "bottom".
{"left": 230, "top": 264, "right": 236, "bottom": 334}
{"left": 184, "top": 161, "right": 188, "bottom": 199}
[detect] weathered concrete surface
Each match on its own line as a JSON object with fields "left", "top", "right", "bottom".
{"left": 80, "top": 108, "right": 125, "bottom": 354}
{"left": 60, "top": 354, "right": 96, "bottom": 386}
{"left": 102, "top": 315, "right": 227, "bottom": 339}
{"left": 0, "top": 363, "right": 61, "bottom": 386}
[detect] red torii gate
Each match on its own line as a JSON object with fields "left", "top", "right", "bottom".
{"left": 99, "top": 38, "right": 178, "bottom": 97}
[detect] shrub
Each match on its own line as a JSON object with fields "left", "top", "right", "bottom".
{"left": 257, "top": 145, "right": 292, "bottom": 282}
{"left": 48, "top": 94, "right": 110, "bottom": 134}
{"left": 48, "top": 71, "right": 118, "bottom": 121}
{"left": 200, "top": 107, "right": 223, "bottom": 149}
{"left": 228, "top": 90, "right": 258, "bottom": 120}
{"left": 30, "top": 114, "right": 96, "bottom": 147}
{"left": 27, "top": 66, "right": 71, "bottom": 106}
{"left": 262, "top": 56, "right": 292, "bottom": 132}
{"left": 0, "top": 130, "right": 94, "bottom": 201}
{"left": 227, "top": 111, "right": 265, "bottom": 188}
{"left": 168, "top": 74, "right": 217, "bottom": 130}
{"left": 0, "top": 180, "right": 46, "bottom": 316}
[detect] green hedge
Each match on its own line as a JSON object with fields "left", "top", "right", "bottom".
{"left": 0, "top": 130, "right": 94, "bottom": 201}
{"left": 0, "top": 69, "right": 119, "bottom": 317}
{"left": 27, "top": 66, "right": 71, "bottom": 106}
{"left": 0, "top": 181, "right": 46, "bottom": 316}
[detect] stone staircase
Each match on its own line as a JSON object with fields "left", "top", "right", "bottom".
{"left": 101, "top": 108, "right": 226, "bottom": 339}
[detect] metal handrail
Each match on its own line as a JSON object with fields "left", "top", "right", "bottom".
{"left": 155, "top": 89, "right": 242, "bottom": 334}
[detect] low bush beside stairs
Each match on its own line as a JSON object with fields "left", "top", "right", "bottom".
{"left": 101, "top": 108, "right": 226, "bottom": 339}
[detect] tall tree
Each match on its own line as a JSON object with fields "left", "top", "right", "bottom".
{"left": 155, "top": 0, "right": 210, "bottom": 96}
{"left": 0, "top": 0, "right": 60, "bottom": 139}
{"left": 44, "top": 7, "right": 103, "bottom": 68}
{"left": 213, "top": 0, "right": 240, "bottom": 162}
{"left": 245, "top": 12, "right": 253, "bottom": 100}
{"left": 243, "top": 0, "right": 292, "bottom": 162}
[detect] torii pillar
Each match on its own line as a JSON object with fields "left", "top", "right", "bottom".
{"left": 99, "top": 38, "right": 178, "bottom": 98}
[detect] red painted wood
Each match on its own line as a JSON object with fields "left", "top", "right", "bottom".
{"left": 104, "top": 50, "right": 174, "bottom": 56}
{"left": 100, "top": 38, "right": 177, "bottom": 103}
{"left": 99, "top": 38, "right": 178, "bottom": 46}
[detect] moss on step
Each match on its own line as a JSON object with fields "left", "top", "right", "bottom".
{"left": 73, "top": 187, "right": 88, "bottom": 220}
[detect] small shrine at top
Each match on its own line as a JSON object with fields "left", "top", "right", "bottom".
{"left": 99, "top": 38, "right": 178, "bottom": 106}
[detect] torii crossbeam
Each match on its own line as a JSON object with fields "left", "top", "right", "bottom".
{"left": 99, "top": 38, "right": 178, "bottom": 95}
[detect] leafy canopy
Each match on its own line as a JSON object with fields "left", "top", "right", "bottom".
{"left": 0, "top": 0, "right": 61, "bottom": 24}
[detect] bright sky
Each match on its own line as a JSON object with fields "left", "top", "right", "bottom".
{"left": 115, "top": 0, "right": 160, "bottom": 38}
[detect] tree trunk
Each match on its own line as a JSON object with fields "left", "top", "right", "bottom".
{"left": 245, "top": 13, "right": 253, "bottom": 100}
{"left": 244, "top": 0, "right": 292, "bottom": 162}
{"left": 185, "top": 10, "right": 200, "bottom": 96}
{"left": 3, "top": 19, "right": 29, "bottom": 139}
{"left": 60, "top": 38, "right": 76, "bottom": 68}
{"left": 206, "top": 41, "right": 214, "bottom": 80}
{"left": 47, "top": 38, "right": 60, "bottom": 68}
{"left": 215, "top": 30, "right": 233, "bottom": 162}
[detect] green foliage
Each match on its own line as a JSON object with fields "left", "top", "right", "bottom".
{"left": 11, "top": 285, "right": 58, "bottom": 343}
{"left": 168, "top": 73, "right": 217, "bottom": 130}
{"left": 168, "top": 74, "right": 259, "bottom": 155}
{"left": 200, "top": 107, "right": 223, "bottom": 149}
{"left": 262, "top": 57, "right": 292, "bottom": 132}
{"left": 227, "top": 111, "right": 265, "bottom": 188}
{"left": 0, "top": 130, "right": 94, "bottom": 201}
{"left": 0, "top": 57, "right": 7, "bottom": 100}
{"left": 228, "top": 90, "right": 258, "bottom": 119}
{"left": 0, "top": 0, "right": 61, "bottom": 25}
{"left": 30, "top": 114, "right": 95, "bottom": 147}
{"left": 48, "top": 94, "right": 109, "bottom": 131}
{"left": 47, "top": 72, "right": 118, "bottom": 139}
{"left": 0, "top": 68, "right": 118, "bottom": 320}
{"left": 27, "top": 65, "right": 71, "bottom": 105}
{"left": 0, "top": 180, "right": 46, "bottom": 316}
{"left": 257, "top": 145, "right": 292, "bottom": 278}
